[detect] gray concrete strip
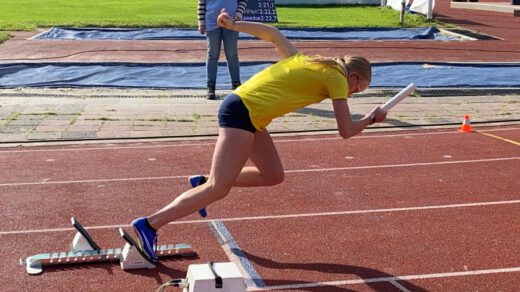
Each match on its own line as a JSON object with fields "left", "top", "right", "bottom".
{"left": 451, "top": 2, "right": 520, "bottom": 16}
{"left": 1, "top": 88, "right": 519, "bottom": 144}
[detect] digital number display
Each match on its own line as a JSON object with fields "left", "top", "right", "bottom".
{"left": 243, "top": 0, "right": 278, "bottom": 22}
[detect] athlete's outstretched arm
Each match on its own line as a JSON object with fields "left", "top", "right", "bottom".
{"left": 217, "top": 9, "right": 298, "bottom": 59}
{"left": 332, "top": 99, "right": 386, "bottom": 139}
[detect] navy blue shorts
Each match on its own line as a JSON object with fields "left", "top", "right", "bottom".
{"left": 218, "top": 94, "right": 256, "bottom": 133}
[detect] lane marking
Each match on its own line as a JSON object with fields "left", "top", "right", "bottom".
{"left": 476, "top": 131, "right": 520, "bottom": 147}
{"left": 209, "top": 220, "right": 265, "bottom": 289}
{"left": 390, "top": 280, "right": 411, "bottom": 292}
{"left": 247, "top": 266, "right": 520, "bottom": 291}
{"left": 1, "top": 127, "right": 519, "bottom": 153}
{"left": 0, "top": 156, "right": 519, "bottom": 187}
{"left": 2, "top": 199, "right": 519, "bottom": 235}
{"left": 477, "top": 126, "right": 520, "bottom": 133}
{"left": 0, "top": 175, "right": 186, "bottom": 187}
{"left": 0, "top": 141, "right": 214, "bottom": 153}
{"left": 285, "top": 156, "right": 520, "bottom": 174}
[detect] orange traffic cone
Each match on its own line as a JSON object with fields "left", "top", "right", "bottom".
{"left": 459, "top": 114, "right": 472, "bottom": 132}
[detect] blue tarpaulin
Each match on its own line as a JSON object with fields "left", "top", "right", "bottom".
{"left": 33, "top": 26, "right": 455, "bottom": 41}
{"left": 1, "top": 62, "right": 519, "bottom": 89}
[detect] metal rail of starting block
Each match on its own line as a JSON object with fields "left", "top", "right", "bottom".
{"left": 20, "top": 217, "right": 196, "bottom": 275}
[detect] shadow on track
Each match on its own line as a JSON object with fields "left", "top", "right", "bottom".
{"left": 238, "top": 249, "right": 429, "bottom": 292}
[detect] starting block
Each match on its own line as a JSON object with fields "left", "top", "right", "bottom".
{"left": 71, "top": 217, "right": 101, "bottom": 251}
{"left": 118, "top": 227, "right": 196, "bottom": 270}
{"left": 20, "top": 217, "right": 197, "bottom": 275}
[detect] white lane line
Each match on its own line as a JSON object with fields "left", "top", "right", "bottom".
{"left": 390, "top": 280, "right": 412, "bottom": 292}
{"left": 2, "top": 199, "right": 519, "bottom": 235}
{"left": 209, "top": 220, "right": 265, "bottom": 289}
{"left": 0, "top": 142, "right": 215, "bottom": 153}
{"left": 285, "top": 156, "right": 520, "bottom": 174}
{"left": 247, "top": 266, "right": 520, "bottom": 291}
{"left": 2, "top": 127, "right": 519, "bottom": 153}
{"left": 0, "top": 175, "right": 188, "bottom": 187}
{"left": 1, "top": 156, "right": 518, "bottom": 187}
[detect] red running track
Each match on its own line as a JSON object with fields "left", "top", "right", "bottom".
{"left": 1, "top": 126, "right": 519, "bottom": 291}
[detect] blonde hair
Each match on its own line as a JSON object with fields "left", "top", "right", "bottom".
{"left": 307, "top": 55, "right": 372, "bottom": 84}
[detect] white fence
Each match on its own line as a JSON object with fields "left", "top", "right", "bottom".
{"left": 386, "top": 0, "right": 435, "bottom": 16}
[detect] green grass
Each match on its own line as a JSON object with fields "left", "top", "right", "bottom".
{"left": 0, "top": 1, "right": 433, "bottom": 31}
{"left": 0, "top": 0, "right": 196, "bottom": 30}
{"left": 276, "top": 6, "right": 429, "bottom": 28}
{"left": 0, "top": 31, "right": 11, "bottom": 43}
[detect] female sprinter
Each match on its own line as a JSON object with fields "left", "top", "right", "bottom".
{"left": 131, "top": 9, "right": 387, "bottom": 262}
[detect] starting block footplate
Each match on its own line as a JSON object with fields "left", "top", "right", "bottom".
{"left": 20, "top": 218, "right": 197, "bottom": 274}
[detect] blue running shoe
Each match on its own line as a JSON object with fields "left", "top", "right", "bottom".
{"left": 189, "top": 175, "right": 206, "bottom": 187}
{"left": 131, "top": 217, "right": 158, "bottom": 262}
{"left": 189, "top": 175, "right": 208, "bottom": 218}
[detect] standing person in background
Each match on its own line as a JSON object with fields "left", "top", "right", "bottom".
{"left": 198, "top": 0, "right": 248, "bottom": 100}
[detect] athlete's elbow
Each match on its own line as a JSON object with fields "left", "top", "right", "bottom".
{"left": 267, "top": 27, "right": 285, "bottom": 43}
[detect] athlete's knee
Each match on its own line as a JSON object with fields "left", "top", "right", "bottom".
{"left": 206, "top": 178, "right": 233, "bottom": 199}
{"left": 264, "top": 169, "right": 284, "bottom": 186}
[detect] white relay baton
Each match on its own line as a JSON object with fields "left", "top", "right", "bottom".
{"left": 381, "top": 83, "right": 416, "bottom": 111}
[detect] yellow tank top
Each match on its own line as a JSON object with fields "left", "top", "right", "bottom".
{"left": 235, "top": 53, "right": 348, "bottom": 130}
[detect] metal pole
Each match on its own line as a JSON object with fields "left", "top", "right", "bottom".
{"left": 400, "top": 0, "right": 406, "bottom": 25}
{"left": 427, "top": 0, "right": 434, "bottom": 20}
